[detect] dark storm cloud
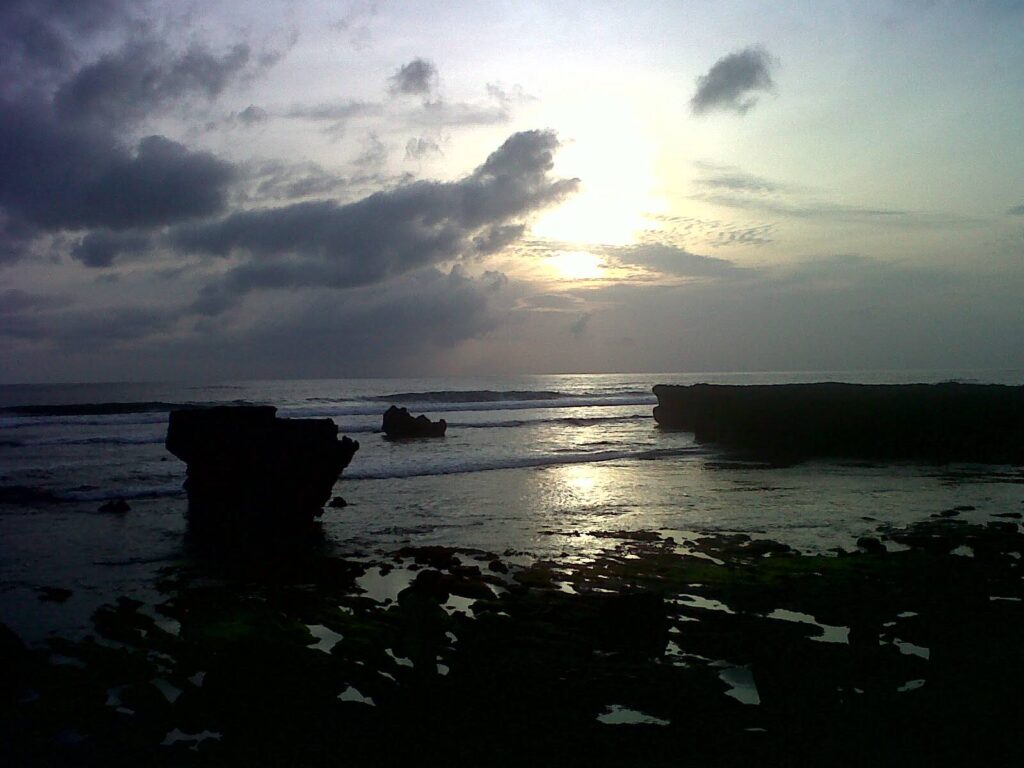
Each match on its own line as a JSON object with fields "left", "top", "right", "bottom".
{"left": 72, "top": 229, "right": 152, "bottom": 267}
{"left": 0, "top": 300, "right": 178, "bottom": 345}
{"left": 174, "top": 130, "right": 578, "bottom": 312}
{"left": 691, "top": 47, "right": 776, "bottom": 116}
{"left": 0, "top": 288, "right": 64, "bottom": 315}
{"left": 0, "top": 0, "right": 133, "bottom": 90}
{"left": 606, "top": 244, "right": 747, "bottom": 278}
{"left": 2, "top": 267, "right": 504, "bottom": 379}
{"left": 0, "top": 5, "right": 289, "bottom": 263}
{"left": 54, "top": 40, "right": 255, "bottom": 127}
{"left": 389, "top": 58, "right": 438, "bottom": 97}
{"left": 0, "top": 103, "right": 235, "bottom": 233}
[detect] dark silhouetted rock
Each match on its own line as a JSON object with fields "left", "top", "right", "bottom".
{"left": 98, "top": 498, "right": 130, "bottom": 513}
{"left": 328, "top": 496, "right": 348, "bottom": 508}
{"left": 381, "top": 405, "right": 447, "bottom": 438}
{"left": 652, "top": 383, "right": 1024, "bottom": 464}
{"left": 36, "top": 586, "right": 73, "bottom": 603}
{"left": 856, "top": 537, "right": 886, "bottom": 554}
{"left": 166, "top": 406, "right": 359, "bottom": 531}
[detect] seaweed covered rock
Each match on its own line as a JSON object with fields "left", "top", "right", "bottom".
{"left": 653, "top": 382, "right": 1024, "bottom": 464}
{"left": 381, "top": 405, "right": 447, "bottom": 438}
{"left": 166, "top": 406, "right": 359, "bottom": 530}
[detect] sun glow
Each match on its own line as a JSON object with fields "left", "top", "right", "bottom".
{"left": 529, "top": 94, "right": 664, "bottom": 247}
{"left": 547, "top": 250, "right": 605, "bottom": 280}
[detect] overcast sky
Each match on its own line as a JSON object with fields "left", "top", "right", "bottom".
{"left": 1, "top": 0, "right": 1022, "bottom": 383}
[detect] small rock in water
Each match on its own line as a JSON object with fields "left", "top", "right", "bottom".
{"left": 328, "top": 496, "right": 348, "bottom": 508}
{"left": 98, "top": 498, "right": 130, "bottom": 513}
{"left": 36, "top": 586, "right": 73, "bottom": 603}
{"left": 856, "top": 537, "right": 886, "bottom": 554}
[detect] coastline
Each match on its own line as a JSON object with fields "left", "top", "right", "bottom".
{"left": 2, "top": 374, "right": 1023, "bottom": 765}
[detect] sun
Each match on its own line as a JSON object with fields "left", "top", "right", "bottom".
{"left": 547, "top": 250, "right": 605, "bottom": 280}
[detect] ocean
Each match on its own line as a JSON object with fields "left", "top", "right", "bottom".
{"left": 2, "top": 370, "right": 1023, "bottom": 641}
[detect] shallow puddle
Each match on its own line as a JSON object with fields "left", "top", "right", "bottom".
{"left": 597, "top": 704, "right": 670, "bottom": 726}
{"left": 355, "top": 566, "right": 415, "bottom": 604}
{"left": 766, "top": 608, "right": 850, "bottom": 644}
{"left": 337, "top": 686, "right": 375, "bottom": 706}
{"left": 718, "top": 664, "right": 761, "bottom": 705}
{"left": 306, "top": 624, "right": 344, "bottom": 654}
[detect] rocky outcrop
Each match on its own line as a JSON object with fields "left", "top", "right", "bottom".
{"left": 381, "top": 405, "right": 447, "bottom": 438}
{"left": 166, "top": 406, "right": 359, "bottom": 530}
{"left": 653, "top": 382, "right": 1024, "bottom": 464}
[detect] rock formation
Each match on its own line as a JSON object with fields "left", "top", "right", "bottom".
{"left": 381, "top": 405, "right": 447, "bottom": 438}
{"left": 166, "top": 405, "right": 359, "bottom": 530}
{"left": 653, "top": 382, "right": 1024, "bottom": 464}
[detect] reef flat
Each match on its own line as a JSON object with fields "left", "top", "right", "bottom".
{"left": 653, "top": 382, "right": 1024, "bottom": 464}
{"left": 3, "top": 514, "right": 1023, "bottom": 767}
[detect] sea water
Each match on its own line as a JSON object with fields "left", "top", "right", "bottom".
{"left": 2, "top": 370, "right": 1023, "bottom": 639}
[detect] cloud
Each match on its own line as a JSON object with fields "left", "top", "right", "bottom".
{"left": 691, "top": 47, "right": 776, "bottom": 116}
{"left": 604, "top": 243, "right": 747, "bottom": 278}
{"left": 0, "top": 0, "right": 134, "bottom": 91}
{"left": 285, "top": 100, "right": 382, "bottom": 121}
{"left": 171, "top": 129, "right": 578, "bottom": 312}
{"left": 1, "top": 267, "right": 505, "bottom": 379}
{"left": 236, "top": 105, "right": 269, "bottom": 125}
{"left": 693, "top": 163, "right": 788, "bottom": 194}
{"left": 689, "top": 163, "right": 930, "bottom": 223}
{"left": 1008, "top": 203, "right": 1024, "bottom": 215}
{"left": 415, "top": 99, "right": 510, "bottom": 127}
{"left": 389, "top": 58, "right": 438, "bottom": 97}
{"left": 354, "top": 133, "right": 388, "bottom": 167}
{"left": 0, "top": 8, "right": 286, "bottom": 263}
{"left": 406, "top": 136, "right": 442, "bottom": 160}
{"left": 248, "top": 162, "right": 349, "bottom": 202}
{"left": 0, "top": 103, "right": 235, "bottom": 234}
{"left": 54, "top": 40, "right": 256, "bottom": 128}
{"left": 570, "top": 312, "right": 591, "bottom": 338}
{"left": 72, "top": 229, "right": 152, "bottom": 267}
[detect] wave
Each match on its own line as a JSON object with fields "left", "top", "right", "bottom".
{"left": 27, "top": 435, "right": 166, "bottom": 447}
{"left": 371, "top": 389, "right": 571, "bottom": 403}
{"left": 64, "top": 483, "right": 185, "bottom": 502}
{"left": 455, "top": 413, "right": 649, "bottom": 430}
{"left": 0, "top": 399, "right": 255, "bottom": 418}
{"left": 282, "top": 394, "right": 656, "bottom": 420}
{"left": 345, "top": 446, "right": 700, "bottom": 480}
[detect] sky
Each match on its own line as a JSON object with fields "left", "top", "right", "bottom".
{"left": 1, "top": 0, "right": 1022, "bottom": 383}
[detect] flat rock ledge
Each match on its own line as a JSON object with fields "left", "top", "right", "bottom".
{"left": 166, "top": 405, "right": 359, "bottom": 530}
{"left": 653, "top": 382, "right": 1024, "bottom": 464}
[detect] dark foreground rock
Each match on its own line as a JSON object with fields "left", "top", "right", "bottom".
{"left": 166, "top": 406, "right": 359, "bottom": 531}
{"left": 381, "top": 405, "right": 447, "bottom": 438}
{"left": 653, "top": 382, "right": 1024, "bottom": 464}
